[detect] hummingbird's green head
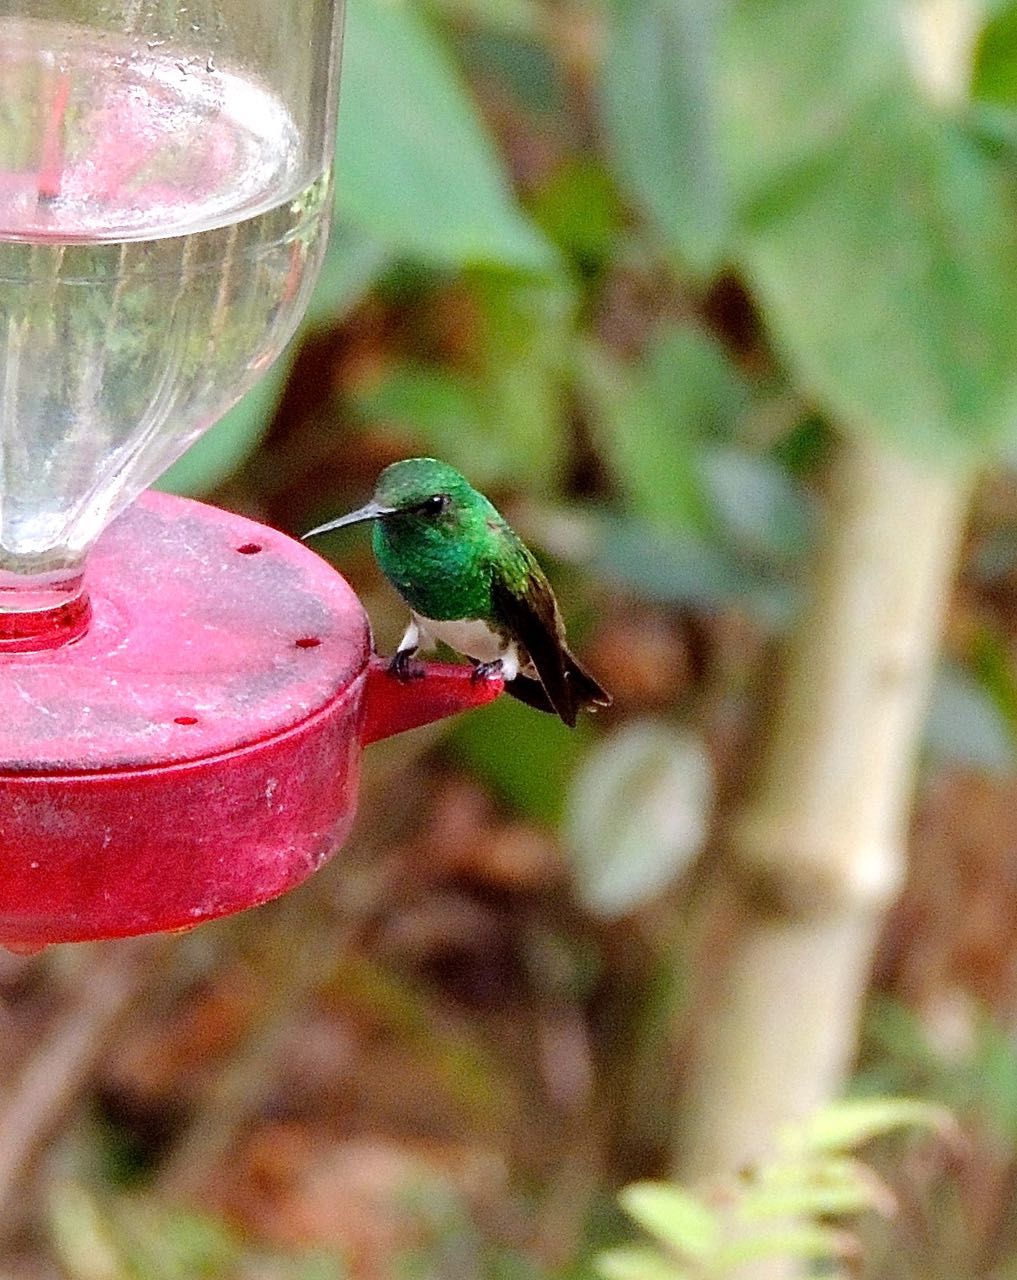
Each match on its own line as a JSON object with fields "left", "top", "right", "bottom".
{"left": 303, "top": 459, "right": 502, "bottom": 617}
{"left": 372, "top": 457, "right": 477, "bottom": 518}
{"left": 302, "top": 458, "right": 489, "bottom": 542}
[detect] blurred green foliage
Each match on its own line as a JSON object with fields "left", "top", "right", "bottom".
{"left": 49, "top": 1181, "right": 345, "bottom": 1280}
{"left": 596, "top": 1098, "right": 951, "bottom": 1280}
{"left": 164, "top": 0, "right": 1017, "bottom": 497}
{"left": 859, "top": 998, "right": 1017, "bottom": 1146}
{"left": 336, "top": 0, "right": 556, "bottom": 270}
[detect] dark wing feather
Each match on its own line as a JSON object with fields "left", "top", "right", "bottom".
{"left": 490, "top": 571, "right": 577, "bottom": 727}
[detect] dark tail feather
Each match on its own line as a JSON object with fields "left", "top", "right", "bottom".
{"left": 504, "top": 653, "right": 611, "bottom": 727}
{"left": 505, "top": 674, "right": 559, "bottom": 716}
{"left": 565, "top": 651, "right": 612, "bottom": 712}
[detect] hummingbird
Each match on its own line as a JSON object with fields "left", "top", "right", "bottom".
{"left": 303, "top": 458, "right": 611, "bottom": 727}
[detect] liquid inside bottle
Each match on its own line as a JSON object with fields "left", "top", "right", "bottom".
{"left": 0, "top": 18, "right": 331, "bottom": 613}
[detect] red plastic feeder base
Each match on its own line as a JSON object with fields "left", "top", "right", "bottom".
{"left": 0, "top": 491, "right": 502, "bottom": 951}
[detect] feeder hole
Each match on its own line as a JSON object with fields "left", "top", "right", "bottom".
{"left": 236, "top": 543, "right": 262, "bottom": 555}
{"left": 295, "top": 636, "right": 322, "bottom": 649}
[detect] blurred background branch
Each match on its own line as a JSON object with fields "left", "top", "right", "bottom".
{"left": 0, "top": 938, "right": 166, "bottom": 1236}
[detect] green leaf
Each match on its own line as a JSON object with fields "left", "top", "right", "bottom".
{"left": 970, "top": 1015, "right": 1017, "bottom": 1141}
{"left": 427, "top": 0, "right": 544, "bottom": 38}
{"left": 356, "top": 362, "right": 489, "bottom": 466}
{"left": 724, "top": 1, "right": 1017, "bottom": 454}
{"left": 641, "top": 326, "right": 751, "bottom": 441}
{"left": 740, "top": 1158, "right": 895, "bottom": 1220}
{"left": 924, "top": 663, "right": 1017, "bottom": 773}
{"left": 566, "top": 721, "right": 714, "bottom": 918}
{"left": 619, "top": 1182, "right": 719, "bottom": 1260}
{"left": 596, "top": 1245, "right": 690, "bottom": 1280}
{"left": 457, "top": 28, "right": 566, "bottom": 113}
{"left": 578, "top": 326, "right": 750, "bottom": 533}
{"left": 742, "top": 97, "right": 1017, "bottom": 454}
{"left": 156, "top": 352, "right": 293, "bottom": 497}
{"left": 337, "top": 0, "right": 556, "bottom": 271}
{"left": 973, "top": 2, "right": 1017, "bottom": 106}
{"left": 785, "top": 1097, "right": 954, "bottom": 1154}
{"left": 971, "top": 625, "right": 1017, "bottom": 739}
{"left": 580, "top": 344, "right": 711, "bottom": 533}
{"left": 720, "top": 0, "right": 897, "bottom": 200}
{"left": 471, "top": 273, "right": 577, "bottom": 490}
{"left": 702, "top": 446, "right": 814, "bottom": 563}
{"left": 714, "top": 1225, "right": 854, "bottom": 1268}
{"left": 601, "top": 0, "right": 730, "bottom": 275}
{"left": 591, "top": 512, "right": 797, "bottom": 628}
{"left": 533, "top": 159, "right": 625, "bottom": 266}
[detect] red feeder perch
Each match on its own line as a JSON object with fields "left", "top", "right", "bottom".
{"left": 0, "top": 2, "right": 503, "bottom": 949}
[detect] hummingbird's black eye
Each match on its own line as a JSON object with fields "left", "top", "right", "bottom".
{"left": 421, "top": 494, "right": 450, "bottom": 516}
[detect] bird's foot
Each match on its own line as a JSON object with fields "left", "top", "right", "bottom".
{"left": 471, "top": 659, "right": 504, "bottom": 683}
{"left": 388, "top": 649, "right": 426, "bottom": 681}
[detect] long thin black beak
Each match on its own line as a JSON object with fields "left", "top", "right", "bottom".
{"left": 302, "top": 501, "right": 397, "bottom": 540}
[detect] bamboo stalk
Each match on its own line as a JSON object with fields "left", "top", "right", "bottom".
{"left": 676, "top": 439, "right": 971, "bottom": 1187}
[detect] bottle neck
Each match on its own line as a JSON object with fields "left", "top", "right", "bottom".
{"left": 0, "top": 566, "right": 90, "bottom": 651}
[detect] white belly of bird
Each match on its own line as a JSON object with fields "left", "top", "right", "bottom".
{"left": 413, "top": 612, "right": 530, "bottom": 680}
{"left": 416, "top": 613, "right": 506, "bottom": 662}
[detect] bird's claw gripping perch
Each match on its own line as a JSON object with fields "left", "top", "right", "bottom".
{"left": 471, "top": 659, "right": 504, "bottom": 683}
{"left": 388, "top": 649, "right": 426, "bottom": 681}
